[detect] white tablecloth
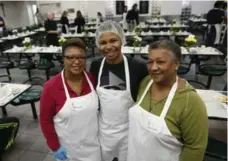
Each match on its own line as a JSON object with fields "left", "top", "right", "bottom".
{"left": 146, "top": 18, "right": 167, "bottom": 24}
{"left": 62, "top": 32, "right": 95, "bottom": 38}
{"left": 149, "top": 24, "right": 189, "bottom": 28}
{"left": 122, "top": 46, "right": 223, "bottom": 56}
{"left": 3, "top": 46, "right": 223, "bottom": 56}
{"left": 197, "top": 89, "right": 227, "bottom": 119}
{"left": 0, "top": 32, "right": 36, "bottom": 41}
{"left": 0, "top": 83, "right": 31, "bottom": 107}
{"left": 189, "top": 18, "right": 207, "bottom": 23}
{"left": 34, "top": 27, "right": 45, "bottom": 32}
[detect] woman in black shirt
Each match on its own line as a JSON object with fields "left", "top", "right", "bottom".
{"left": 74, "top": 10, "right": 85, "bottom": 33}
{"left": 60, "top": 11, "right": 69, "bottom": 34}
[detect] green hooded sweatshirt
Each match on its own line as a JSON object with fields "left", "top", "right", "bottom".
{"left": 136, "top": 75, "right": 208, "bottom": 161}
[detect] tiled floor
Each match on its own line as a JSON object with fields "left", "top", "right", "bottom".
{"left": 0, "top": 48, "right": 227, "bottom": 160}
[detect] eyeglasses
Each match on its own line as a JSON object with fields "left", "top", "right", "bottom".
{"left": 63, "top": 55, "right": 87, "bottom": 62}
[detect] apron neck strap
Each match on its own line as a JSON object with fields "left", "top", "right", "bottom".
{"left": 137, "top": 76, "right": 179, "bottom": 119}
{"left": 97, "top": 58, "right": 106, "bottom": 88}
{"left": 160, "top": 76, "right": 178, "bottom": 119}
{"left": 83, "top": 71, "right": 95, "bottom": 91}
{"left": 61, "top": 70, "right": 95, "bottom": 100}
{"left": 61, "top": 70, "right": 70, "bottom": 99}
{"left": 97, "top": 55, "right": 131, "bottom": 92}
{"left": 137, "top": 79, "right": 153, "bottom": 105}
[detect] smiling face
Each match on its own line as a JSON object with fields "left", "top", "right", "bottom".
{"left": 63, "top": 46, "right": 86, "bottom": 75}
{"left": 98, "top": 32, "right": 122, "bottom": 62}
{"left": 147, "top": 49, "right": 179, "bottom": 84}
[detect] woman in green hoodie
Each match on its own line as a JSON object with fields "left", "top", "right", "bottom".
{"left": 127, "top": 40, "right": 208, "bottom": 161}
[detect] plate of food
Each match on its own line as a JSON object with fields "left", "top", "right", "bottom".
{"left": 216, "top": 95, "right": 228, "bottom": 103}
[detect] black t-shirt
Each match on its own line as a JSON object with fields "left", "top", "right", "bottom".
{"left": 60, "top": 16, "right": 69, "bottom": 34}
{"left": 90, "top": 56, "right": 148, "bottom": 101}
{"left": 74, "top": 17, "right": 85, "bottom": 33}
{"left": 126, "top": 9, "right": 139, "bottom": 24}
{"left": 207, "top": 8, "right": 225, "bottom": 24}
{"left": 44, "top": 19, "right": 57, "bottom": 32}
{"left": 44, "top": 19, "right": 58, "bottom": 45}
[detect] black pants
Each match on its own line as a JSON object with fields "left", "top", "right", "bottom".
{"left": 46, "top": 35, "right": 58, "bottom": 46}
{"left": 0, "top": 117, "right": 20, "bottom": 156}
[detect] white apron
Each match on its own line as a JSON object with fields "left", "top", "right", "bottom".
{"left": 122, "top": 12, "right": 128, "bottom": 30}
{"left": 96, "top": 55, "right": 134, "bottom": 161}
{"left": 127, "top": 77, "right": 183, "bottom": 161}
{"left": 54, "top": 70, "right": 101, "bottom": 161}
{"left": 208, "top": 24, "right": 221, "bottom": 44}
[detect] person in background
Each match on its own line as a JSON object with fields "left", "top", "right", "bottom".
{"left": 127, "top": 40, "right": 208, "bottom": 161}
{"left": 90, "top": 20, "right": 148, "bottom": 161}
{"left": 74, "top": 10, "right": 85, "bottom": 33}
{"left": 222, "top": 1, "right": 227, "bottom": 46}
{"left": 44, "top": 12, "right": 59, "bottom": 46}
{"left": 126, "top": 3, "right": 139, "bottom": 31}
{"left": 207, "top": 1, "right": 225, "bottom": 24}
{"left": 60, "top": 11, "right": 69, "bottom": 34}
{"left": 122, "top": 6, "right": 128, "bottom": 32}
{"left": 206, "top": 1, "right": 225, "bottom": 46}
{"left": 0, "top": 16, "right": 5, "bottom": 37}
{"left": 40, "top": 38, "right": 101, "bottom": 161}
{"left": 97, "top": 12, "right": 104, "bottom": 25}
{"left": 0, "top": 117, "right": 19, "bottom": 160}
{"left": 35, "top": 7, "right": 44, "bottom": 25}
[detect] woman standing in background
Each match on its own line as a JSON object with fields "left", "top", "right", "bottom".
{"left": 60, "top": 11, "right": 69, "bottom": 34}
{"left": 74, "top": 10, "right": 85, "bottom": 33}
{"left": 97, "top": 12, "right": 104, "bottom": 25}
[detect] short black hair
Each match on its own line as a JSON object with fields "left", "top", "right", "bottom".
{"left": 214, "top": 1, "right": 224, "bottom": 8}
{"left": 62, "top": 38, "right": 86, "bottom": 55}
{"left": 149, "top": 40, "right": 181, "bottom": 61}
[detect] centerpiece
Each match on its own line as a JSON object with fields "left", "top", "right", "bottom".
{"left": 58, "top": 37, "right": 67, "bottom": 46}
{"left": 83, "top": 26, "right": 89, "bottom": 35}
{"left": 171, "top": 20, "right": 180, "bottom": 35}
{"left": 22, "top": 37, "right": 32, "bottom": 49}
{"left": 133, "top": 35, "right": 142, "bottom": 52}
{"left": 185, "top": 34, "right": 197, "bottom": 53}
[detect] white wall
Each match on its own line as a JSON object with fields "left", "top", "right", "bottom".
{"left": 0, "top": 2, "right": 20, "bottom": 28}
{"left": 37, "top": 0, "right": 106, "bottom": 19}
{"left": 0, "top": 1, "right": 36, "bottom": 29}
{"left": 160, "top": 1, "right": 182, "bottom": 15}
{"left": 87, "top": 1, "right": 106, "bottom": 18}
{"left": 191, "top": 1, "right": 215, "bottom": 15}
{"left": 17, "top": 1, "right": 30, "bottom": 27}
{"left": 37, "top": 0, "right": 215, "bottom": 18}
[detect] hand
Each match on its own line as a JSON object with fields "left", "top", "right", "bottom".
{"left": 53, "top": 146, "right": 67, "bottom": 160}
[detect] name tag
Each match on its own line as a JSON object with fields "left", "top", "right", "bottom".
{"left": 71, "top": 103, "right": 83, "bottom": 110}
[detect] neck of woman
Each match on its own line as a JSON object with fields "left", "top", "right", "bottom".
{"left": 153, "top": 74, "right": 177, "bottom": 91}
{"left": 106, "top": 53, "right": 124, "bottom": 64}
{"left": 64, "top": 70, "right": 83, "bottom": 82}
